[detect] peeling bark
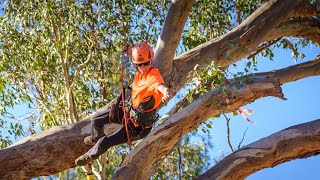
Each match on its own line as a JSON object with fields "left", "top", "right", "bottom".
{"left": 196, "top": 119, "right": 320, "bottom": 180}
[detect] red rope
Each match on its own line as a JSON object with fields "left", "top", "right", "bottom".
{"left": 121, "top": 66, "right": 131, "bottom": 148}
{"left": 119, "top": 0, "right": 127, "bottom": 39}
{"left": 119, "top": 0, "right": 131, "bottom": 148}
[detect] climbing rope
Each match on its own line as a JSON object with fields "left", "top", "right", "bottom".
{"left": 119, "top": 0, "right": 132, "bottom": 148}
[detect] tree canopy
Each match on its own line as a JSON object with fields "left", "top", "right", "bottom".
{"left": 0, "top": 0, "right": 319, "bottom": 179}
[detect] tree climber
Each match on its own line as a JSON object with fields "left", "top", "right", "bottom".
{"left": 75, "top": 42, "right": 171, "bottom": 166}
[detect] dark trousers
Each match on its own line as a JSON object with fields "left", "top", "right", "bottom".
{"left": 86, "top": 101, "right": 152, "bottom": 159}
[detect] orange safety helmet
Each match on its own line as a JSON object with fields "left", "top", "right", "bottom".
{"left": 131, "top": 42, "right": 154, "bottom": 64}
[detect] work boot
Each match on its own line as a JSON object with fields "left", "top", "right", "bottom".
{"left": 75, "top": 154, "right": 94, "bottom": 166}
{"left": 84, "top": 136, "right": 96, "bottom": 145}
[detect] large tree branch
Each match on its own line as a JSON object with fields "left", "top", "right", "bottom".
{"left": 0, "top": 102, "right": 122, "bottom": 179}
{"left": 255, "top": 56, "right": 320, "bottom": 84}
{"left": 166, "top": 0, "right": 304, "bottom": 92}
{"left": 163, "top": 56, "right": 320, "bottom": 120}
{"left": 0, "top": 119, "right": 90, "bottom": 179}
{"left": 266, "top": 17, "right": 320, "bottom": 44}
{"left": 292, "top": 1, "right": 320, "bottom": 18}
{"left": 153, "top": 0, "right": 195, "bottom": 78}
{"left": 197, "top": 119, "right": 320, "bottom": 180}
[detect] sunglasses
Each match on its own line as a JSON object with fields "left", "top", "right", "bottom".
{"left": 135, "top": 61, "right": 151, "bottom": 67}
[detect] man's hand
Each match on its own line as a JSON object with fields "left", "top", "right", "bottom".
{"left": 123, "top": 43, "right": 132, "bottom": 58}
{"left": 158, "top": 84, "right": 171, "bottom": 102}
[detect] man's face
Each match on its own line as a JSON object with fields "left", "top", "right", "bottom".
{"left": 135, "top": 61, "right": 151, "bottom": 74}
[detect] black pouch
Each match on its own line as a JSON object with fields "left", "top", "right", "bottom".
{"left": 131, "top": 110, "right": 156, "bottom": 127}
{"left": 109, "top": 93, "right": 122, "bottom": 123}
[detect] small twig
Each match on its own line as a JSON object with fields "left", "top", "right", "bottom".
{"left": 3, "top": 109, "right": 38, "bottom": 121}
{"left": 282, "top": 38, "right": 299, "bottom": 57}
{"left": 91, "top": 162, "right": 102, "bottom": 180}
{"left": 100, "top": 154, "right": 107, "bottom": 180}
{"left": 223, "top": 113, "right": 234, "bottom": 152}
{"left": 69, "top": 43, "right": 94, "bottom": 90}
{"left": 238, "top": 127, "right": 248, "bottom": 149}
{"left": 247, "top": 37, "right": 282, "bottom": 59}
{"left": 178, "top": 142, "right": 182, "bottom": 180}
{"left": 81, "top": 163, "right": 93, "bottom": 179}
{"left": 25, "top": 92, "right": 58, "bottom": 126}
{"left": 178, "top": 128, "right": 183, "bottom": 180}
{"left": 58, "top": 172, "right": 63, "bottom": 180}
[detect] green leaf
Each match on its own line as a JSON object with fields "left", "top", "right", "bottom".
{"left": 206, "top": 124, "right": 212, "bottom": 128}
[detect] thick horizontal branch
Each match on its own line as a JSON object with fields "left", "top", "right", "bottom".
{"left": 0, "top": 102, "right": 120, "bottom": 179}
{"left": 255, "top": 56, "right": 320, "bottom": 84}
{"left": 266, "top": 17, "right": 320, "bottom": 44}
{"left": 163, "top": 56, "right": 320, "bottom": 119}
{"left": 0, "top": 119, "right": 90, "bottom": 179}
{"left": 166, "top": 0, "right": 304, "bottom": 92}
{"left": 197, "top": 119, "right": 320, "bottom": 180}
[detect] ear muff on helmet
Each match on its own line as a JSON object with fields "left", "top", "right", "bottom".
{"left": 131, "top": 42, "right": 154, "bottom": 64}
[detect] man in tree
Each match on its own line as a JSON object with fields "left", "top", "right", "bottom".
{"left": 75, "top": 42, "right": 171, "bottom": 166}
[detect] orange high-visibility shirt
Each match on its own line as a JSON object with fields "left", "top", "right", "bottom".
{"left": 131, "top": 67, "right": 164, "bottom": 112}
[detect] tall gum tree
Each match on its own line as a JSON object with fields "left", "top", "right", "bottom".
{"left": 0, "top": 0, "right": 320, "bottom": 179}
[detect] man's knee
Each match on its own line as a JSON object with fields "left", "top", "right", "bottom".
{"left": 91, "top": 110, "right": 110, "bottom": 127}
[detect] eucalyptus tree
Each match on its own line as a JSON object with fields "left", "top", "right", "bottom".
{"left": 0, "top": 0, "right": 320, "bottom": 179}
{"left": 0, "top": 0, "right": 208, "bottom": 179}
